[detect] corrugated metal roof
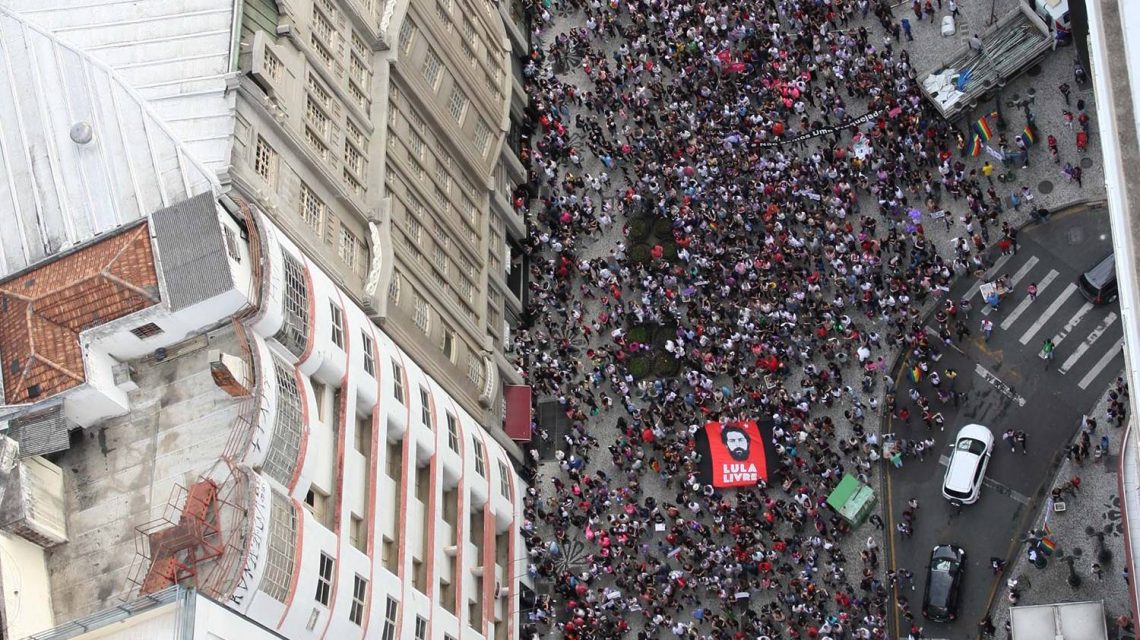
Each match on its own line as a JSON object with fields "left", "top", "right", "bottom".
{"left": 0, "top": 2, "right": 232, "bottom": 277}
{"left": 151, "top": 193, "right": 234, "bottom": 311}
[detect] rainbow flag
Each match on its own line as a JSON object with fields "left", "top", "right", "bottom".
{"left": 1040, "top": 537, "right": 1056, "bottom": 554}
{"left": 970, "top": 135, "right": 983, "bottom": 157}
{"left": 975, "top": 116, "right": 993, "bottom": 141}
{"left": 1023, "top": 125, "right": 1036, "bottom": 145}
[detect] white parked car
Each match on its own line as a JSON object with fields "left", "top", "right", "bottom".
{"left": 942, "top": 424, "right": 994, "bottom": 505}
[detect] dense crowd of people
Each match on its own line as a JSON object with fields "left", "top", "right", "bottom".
{"left": 506, "top": 0, "right": 1035, "bottom": 638}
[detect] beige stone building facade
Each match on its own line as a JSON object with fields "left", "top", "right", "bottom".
{"left": 229, "top": 0, "right": 531, "bottom": 457}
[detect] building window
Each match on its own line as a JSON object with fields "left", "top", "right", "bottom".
{"left": 305, "top": 128, "right": 329, "bottom": 160}
{"left": 315, "top": 552, "right": 334, "bottom": 605}
{"left": 306, "top": 97, "right": 332, "bottom": 138}
{"left": 462, "top": 17, "right": 475, "bottom": 40}
{"left": 260, "top": 490, "right": 298, "bottom": 602}
{"left": 467, "top": 353, "right": 483, "bottom": 387}
{"left": 254, "top": 136, "right": 277, "bottom": 183}
{"left": 422, "top": 49, "right": 443, "bottom": 88}
{"left": 359, "top": 332, "right": 375, "bottom": 377}
{"left": 381, "top": 597, "right": 399, "bottom": 640}
{"left": 344, "top": 170, "right": 364, "bottom": 196}
{"left": 130, "top": 322, "right": 164, "bottom": 339}
{"left": 355, "top": 413, "right": 372, "bottom": 454}
{"left": 442, "top": 329, "right": 456, "bottom": 362}
{"left": 415, "top": 616, "right": 428, "bottom": 640}
{"left": 275, "top": 252, "right": 310, "bottom": 357}
{"left": 432, "top": 244, "right": 449, "bottom": 275}
{"left": 338, "top": 227, "right": 358, "bottom": 269}
{"left": 328, "top": 302, "right": 345, "bottom": 348}
{"left": 388, "top": 270, "right": 401, "bottom": 304}
{"left": 413, "top": 294, "right": 431, "bottom": 334}
{"left": 346, "top": 120, "right": 366, "bottom": 148}
{"left": 472, "top": 436, "right": 485, "bottom": 476}
{"left": 349, "top": 574, "right": 368, "bottom": 625}
{"left": 344, "top": 142, "right": 366, "bottom": 175}
{"left": 473, "top": 120, "right": 492, "bottom": 156}
{"left": 448, "top": 88, "right": 469, "bottom": 123}
{"left": 300, "top": 183, "right": 324, "bottom": 233}
{"left": 350, "top": 54, "right": 370, "bottom": 91}
{"left": 398, "top": 21, "right": 416, "bottom": 54}
{"left": 446, "top": 412, "right": 459, "bottom": 452}
{"left": 499, "top": 460, "right": 511, "bottom": 497}
{"left": 386, "top": 440, "right": 401, "bottom": 482}
{"left": 392, "top": 360, "right": 405, "bottom": 402}
{"left": 419, "top": 387, "right": 432, "bottom": 428}
{"left": 264, "top": 50, "right": 283, "bottom": 79}
{"left": 305, "top": 487, "right": 333, "bottom": 528}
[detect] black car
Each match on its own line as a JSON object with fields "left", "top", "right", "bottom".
{"left": 923, "top": 544, "right": 966, "bottom": 622}
{"left": 1077, "top": 253, "right": 1118, "bottom": 305}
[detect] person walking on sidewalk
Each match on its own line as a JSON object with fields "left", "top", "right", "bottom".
{"left": 982, "top": 318, "right": 994, "bottom": 341}
{"left": 1042, "top": 338, "right": 1055, "bottom": 368}
{"left": 1027, "top": 281, "right": 1038, "bottom": 301}
{"left": 1059, "top": 82, "right": 1071, "bottom": 105}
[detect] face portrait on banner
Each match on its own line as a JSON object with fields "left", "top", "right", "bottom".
{"left": 704, "top": 420, "right": 769, "bottom": 487}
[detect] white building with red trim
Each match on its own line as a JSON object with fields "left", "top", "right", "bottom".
{"left": 9, "top": 190, "right": 530, "bottom": 640}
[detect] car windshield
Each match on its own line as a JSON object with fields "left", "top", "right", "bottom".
{"left": 956, "top": 438, "right": 986, "bottom": 455}
{"left": 932, "top": 558, "right": 956, "bottom": 572}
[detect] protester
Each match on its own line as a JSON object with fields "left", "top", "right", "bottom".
{"left": 510, "top": 0, "right": 1054, "bottom": 638}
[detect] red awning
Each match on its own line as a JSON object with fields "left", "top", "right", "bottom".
{"left": 504, "top": 385, "right": 533, "bottom": 442}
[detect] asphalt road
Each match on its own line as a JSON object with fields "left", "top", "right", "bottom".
{"left": 883, "top": 207, "right": 1122, "bottom": 639}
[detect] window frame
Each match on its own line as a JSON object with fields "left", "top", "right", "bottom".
{"left": 381, "top": 597, "right": 399, "bottom": 640}
{"left": 419, "top": 387, "right": 432, "bottom": 428}
{"left": 349, "top": 574, "right": 368, "bottom": 625}
{"left": 315, "top": 552, "right": 334, "bottom": 606}
{"left": 472, "top": 436, "right": 485, "bottom": 477}
{"left": 392, "top": 360, "right": 405, "bottom": 403}
{"left": 446, "top": 412, "right": 459, "bottom": 452}
{"left": 254, "top": 136, "right": 277, "bottom": 184}
{"left": 329, "top": 301, "right": 345, "bottom": 348}
{"left": 361, "top": 331, "right": 375, "bottom": 376}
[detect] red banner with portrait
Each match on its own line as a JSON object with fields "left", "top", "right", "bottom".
{"left": 701, "top": 420, "right": 770, "bottom": 488}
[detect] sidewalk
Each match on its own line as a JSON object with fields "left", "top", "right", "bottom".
{"left": 983, "top": 385, "right": 1135, "bottom": 639}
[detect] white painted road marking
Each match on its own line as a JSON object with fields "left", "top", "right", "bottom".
{"left": 1078, "top": 337, "right": 1125, "bottom": 390}
{"left": 1019, "top": 283, "right": 1078, "bottom": 345}
{"left": 974, "top": 363, "right": 1027, "bottom": 407}
{"left": 1000, "top": 269, "right": 1058, "bottom": 329}
{"left": 1039, "top": 301, "right": 1095, "bottom": 358}
{"left": 1059, "top": 312, "right": 1118, "bottom": 374}
{"left": 938, "top": 455, "right": 1031, "bottom": 505}
{"left": 983, "top": 257, "right": 1040, "bottom": 316}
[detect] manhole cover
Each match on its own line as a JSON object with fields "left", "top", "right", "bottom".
{"left": 1081, "top": 157, "right": 1094, "bottom": 168}
{"left": 1069, "top": 227, "right": 1085, "bottom": 244}
{"left": 1027, "top": 64, "right": 1042, "bottom": 77}
{"left": 1038, "top": 180, "right": 1054, "bottom": 195}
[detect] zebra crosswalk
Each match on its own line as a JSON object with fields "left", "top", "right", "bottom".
{"left": 962, "top": 256, "right": 1124, "bottom": 391}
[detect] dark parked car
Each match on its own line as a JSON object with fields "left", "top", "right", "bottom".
{"left": 1077, "top": 253, "right": 1118, "bottom": 305}
{"left": 923, "top": 544, "right": 966, "bottom": 621}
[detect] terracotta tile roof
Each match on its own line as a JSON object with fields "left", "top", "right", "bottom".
{"left": 0, "top": 223, "right": 160, "bottom": 403}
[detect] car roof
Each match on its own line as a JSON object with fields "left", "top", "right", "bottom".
{"left": 1083, "top": 253, "right": 1116, "bottom": 287}
{"left": 956, "top": 423, "right": 993, "bottom": 446}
